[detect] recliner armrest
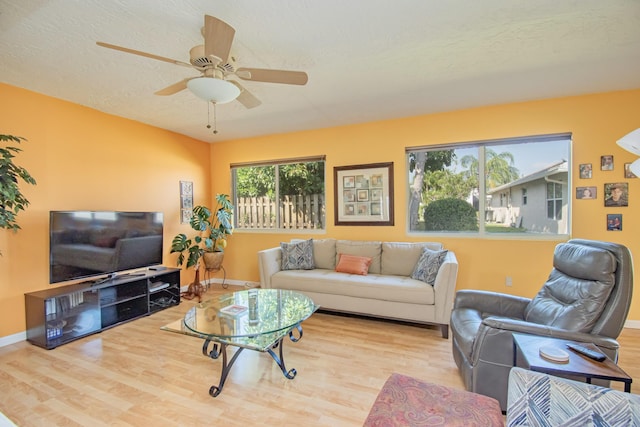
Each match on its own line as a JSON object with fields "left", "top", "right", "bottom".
{"left": 480, "top": 316, "right": 620, "bottom": 352}
{"left": 454, "top": 289, "right": 530, "bottom": 319}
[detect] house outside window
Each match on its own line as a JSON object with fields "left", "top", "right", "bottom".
{"left": 231, "top": 156, "right": 325, "bottom": 230}
{"left": 406, "top": 133, "right": 571, "bottom": 236}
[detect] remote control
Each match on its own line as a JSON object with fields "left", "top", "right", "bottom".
{"left": 566, "top": 343, "right": 607, "bottom": 361}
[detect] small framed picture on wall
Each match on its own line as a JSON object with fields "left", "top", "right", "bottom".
{"left": 576, "top": 186, "right": 596, "bottom": 199}
{"left": 604, "top": 182, "right": 628, "bottom": 207}
{"left": 579, "top": 163, "right": 592, "bottom": 179}
{"left": 180, "top": 180, "right": 194, "bottom": 223}
{"left": 601, "top": 155, "right": 614, "bottom": 171}
{"left": 607, "top": 214, "right": 622, "bottom": 231}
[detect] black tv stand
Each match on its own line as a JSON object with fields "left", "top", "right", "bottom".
{"left": 25, "top": 268, "right": 181, "bottom": 349}
{"left": 93, "top": 273, "right": 118, "bottom": 286}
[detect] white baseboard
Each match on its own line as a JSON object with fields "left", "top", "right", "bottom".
{"left": 624, "top": 320, "right": 640, "bottom": 329}
{"left": 0, "top": 331, "right": 25, "bottom": 347}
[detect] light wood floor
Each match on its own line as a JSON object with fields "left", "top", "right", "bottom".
{"left": 1, "top": 285, "right": 639, "bottom": 427}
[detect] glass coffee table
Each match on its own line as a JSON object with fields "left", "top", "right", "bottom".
{"left": 162, "top": 288, "right": 318, "bottom": 397}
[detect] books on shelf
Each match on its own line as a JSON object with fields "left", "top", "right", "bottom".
{"left": 149, "top": 281, "right": 170, "bottom": 292}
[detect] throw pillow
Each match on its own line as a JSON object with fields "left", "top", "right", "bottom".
{"left": 411, "top": 248, "right": 448, "bottom": 285}
{"left": 335, "top": 254, "right": 372, "bottom": 275}
{"left": 281, "top": 239, "right": 315, "bottom": 270}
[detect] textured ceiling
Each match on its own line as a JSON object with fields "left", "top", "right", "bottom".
{"left": 2, "top": 0, "right": 640, "bottom": 143}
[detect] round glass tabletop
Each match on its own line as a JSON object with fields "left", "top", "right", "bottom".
{"left": 183, "top": 288, "right": 317, "bottom": 339}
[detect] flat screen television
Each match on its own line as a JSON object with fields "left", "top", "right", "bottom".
{"left": 49, "top": 211, "right": 164, "bottom": 284}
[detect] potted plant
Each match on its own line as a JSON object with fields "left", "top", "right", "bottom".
{"left": 1, "top": 134, "right": 36, "bottom": 255}
{"left": 170, "top": 193, "right": 234, "bottom": 300}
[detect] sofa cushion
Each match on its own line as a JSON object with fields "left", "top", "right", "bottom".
{"left": 381, "top": 242, "right": 443, "bottom": 276}
{"left": 312, "top": 238, "right": 337, "bottom": 270}
{"left": 336, "top": 240, "right": 381, "bottom": 274}
{"left": 524, "top": 243, "right": 617, "bottom": 332}
{"left": 271, "top": 269, "right": 435, "bottom": 305}
{"left": 280, "top": 239, "right": 314, "bottom": 270}
{"left": 411, "top": 248, "right": 448, "bottom": 285}
{"left": 335, "top": 254, "right": 372, "bottom": 275}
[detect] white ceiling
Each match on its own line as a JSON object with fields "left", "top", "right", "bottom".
{"left": 2, "top": 1, "right": 640, "bottom": 143}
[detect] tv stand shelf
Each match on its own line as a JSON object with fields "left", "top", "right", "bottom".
{"left": 25, "top": 268, "right": 181, "bottom": 349}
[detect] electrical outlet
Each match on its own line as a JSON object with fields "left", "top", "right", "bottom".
{"left": 506, "top": 276, "right": 513, "bottom": 287}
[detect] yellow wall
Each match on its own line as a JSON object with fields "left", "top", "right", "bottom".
{"left": 0, "top": 84, "right": 211, "bottom": 337}
{"left": 1, "top": 83, "right": 639, "bottom": 340}
{"left": 213, "top": 89, "right": 640, "bottom": 320}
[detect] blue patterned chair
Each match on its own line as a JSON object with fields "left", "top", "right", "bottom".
{"left": 507, "top": 367, "right": 640, "bottom": 426}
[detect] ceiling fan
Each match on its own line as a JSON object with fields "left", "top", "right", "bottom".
{"left": 96, "top": 14, "right": 308, "bottom": 109}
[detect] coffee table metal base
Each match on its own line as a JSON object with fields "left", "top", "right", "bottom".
{"left": 202, "top": 325, "right": 303, "bottom": 397}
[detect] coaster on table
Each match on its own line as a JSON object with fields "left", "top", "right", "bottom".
{"left": 539, "top": 346, "right": 570, "bottom": 363}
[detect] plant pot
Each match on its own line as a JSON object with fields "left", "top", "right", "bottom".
{"left": 203, "top": 251, "right": 224, "bottom": 271}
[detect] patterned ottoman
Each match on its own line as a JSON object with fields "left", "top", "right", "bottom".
{"left": 363, "top": 373, "right": 504, "bottom": 427}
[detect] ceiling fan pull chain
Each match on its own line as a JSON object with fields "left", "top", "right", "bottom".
{"left": 205, "top": 101, "right": 219, "bottom": 134}
{"left": 212, "top": 102, "right": 218, "bottom": 134}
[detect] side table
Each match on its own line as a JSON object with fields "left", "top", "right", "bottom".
{"left": 513, "top": 333, "right": 631, "bottom": 392}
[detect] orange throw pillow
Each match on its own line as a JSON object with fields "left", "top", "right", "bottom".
{"left": 335, "top": 254, "right": 372, "bottom": 275}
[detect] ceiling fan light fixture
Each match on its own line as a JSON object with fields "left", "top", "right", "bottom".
{"left": 616, "top": 128, "right": 640, "bottom": 156}
{"left": 187, "top": 77, "right": 240, "bottom": 104}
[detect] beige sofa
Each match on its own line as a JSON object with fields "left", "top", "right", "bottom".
{"left": 258, "top": 239, "right": 458, "bottom": 338}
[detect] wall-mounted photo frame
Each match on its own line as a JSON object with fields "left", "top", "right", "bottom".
{"left": 579, "top": 163, "right": 592, "bottom": 179}
{"left": 624, "top": 163, "right": 638, "bottom": 178}
{"left": 576, "top": 186, "right": 596, "bottom": 199}
{"left": 601, "top": 155, "right": 614, "bottom": 171}
{"left": 607, "top": 214, "right": 622, "bottom": 231}
{"left": 334, "top": 162, "right": 394, "bottom": 226}
{"left": 604, "top": 182, "right": 628, "bottom": 207}
{"left": 180, "top": 180, "right": 193, "bottom": 223}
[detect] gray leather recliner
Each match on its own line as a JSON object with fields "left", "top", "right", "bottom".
{"left": 450, "top": 239, "right": 634, "bottom": 410}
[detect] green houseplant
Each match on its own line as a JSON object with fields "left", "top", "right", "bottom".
{"left": 170, "top": 193, "right": 234, "bottom": 300}
{"left": 1, "top": 134, "right": 36, "bottom": 255}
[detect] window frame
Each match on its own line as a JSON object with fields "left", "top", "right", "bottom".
{"left": 406, "top": 133, "right": 572, "bottom": 240}
{"left": 231, "top": 156, "right": 326, "bottom": 232}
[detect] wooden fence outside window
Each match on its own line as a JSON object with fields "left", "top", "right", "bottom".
{"left": 236, "top": 195, "right": 325, "bottom": 229}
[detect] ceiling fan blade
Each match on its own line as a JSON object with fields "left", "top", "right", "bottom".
{"left": 236, "top": 68, "right": 308, "bottom": 85}
{"left": 154, "top": 78, "right": 192, "bottom": 96}
{"left": 96, "top": 42, "right": 193, "bottom": 68}
{"left": 204, "top": 15, "right": 235, "bottom": 63}
{"left": 229, "top": 80, "right": 262, "bottom": 109}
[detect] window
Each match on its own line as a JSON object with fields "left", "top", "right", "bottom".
{"left": 232, "top": 156, "right": 325, "bottom": 230}
{"left": 407, "top": 133, "right": 571, "bottom": 236}
{"left": 546, "top": 182, "right": 563, "bottom": 220}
